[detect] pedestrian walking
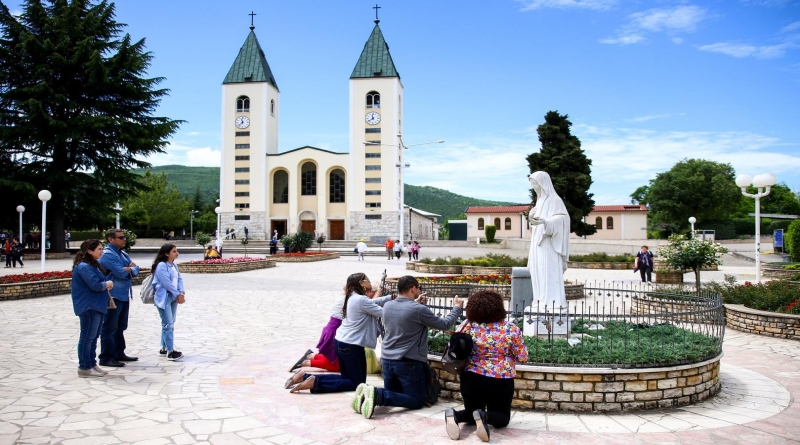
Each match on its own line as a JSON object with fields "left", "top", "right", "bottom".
{"left": 385, "top": 238, "right": 394, "bottom": 260}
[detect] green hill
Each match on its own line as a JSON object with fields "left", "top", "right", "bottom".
{"left": 404, "top": 185, "right": 516, "bottom": 222}
{"left": 131, "top": 165, "right": 516, "bottom": 221}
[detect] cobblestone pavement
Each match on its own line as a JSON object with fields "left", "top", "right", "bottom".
{"left": 0, "top": 251, "right": 798, "bottom": 444}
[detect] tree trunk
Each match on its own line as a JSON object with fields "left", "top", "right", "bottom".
{"left": 694, "top": 268, "right": 702, "bottom": 292}
{"left": 49, "top": 198, "right": 66, "bottom": 253}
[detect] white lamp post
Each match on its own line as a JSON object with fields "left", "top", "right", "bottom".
{"left": 736, "top": 172, "right": 777, "bottom": 283}
{"left": 38, "top": 190, "right": 51, "bottom": 273}
{"left": 190, "top": 210, "right": 198, "bottom": 239}
{"left": 114, "top": 202, "right": 122, "bottom": 229}
{"left": 688, "top": 217, "right": 696, "bottom": 238}
{"left": 364, "top": 137, "right": 443, "bottom": 246}
{"left": 214, "top": 206, "right": 222, "bottom": 248}
{"left": 16, "top": 205, "right": 24, "bottom": 245}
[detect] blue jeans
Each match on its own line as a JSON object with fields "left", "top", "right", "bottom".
{"left": 100, "top": 298, "right": 130, "bottom": 361}
{"left": 157, "top": 299, "right": 179, "bottom": 351}
{"left": 77, "top": 310, "right": 105, "bottom": 370}
{"left": 377, "top": 359, "right": 426, "bottom": 409}
{"left": 312, "top": 340, "right": 366, "bottom": 393}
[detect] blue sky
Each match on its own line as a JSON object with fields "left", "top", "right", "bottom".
{"left": 12, "top": 0, "right": 800, "bottom": 205}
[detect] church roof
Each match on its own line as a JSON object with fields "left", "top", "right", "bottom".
{"left": 223, "top": 30, "right": 279, "bottom": 90}
{"left": 350, "top": 24, "right": 400, "bottom": 79}
{"left": 592, "top": 205, "right": 649, "bottom": 212}
{"left": 267, "top": 146, "right": 349, "bottom": 156}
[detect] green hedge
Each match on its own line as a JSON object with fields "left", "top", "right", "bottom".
{"left": 484, "top": 225, "right": 497, "bottom": 243}
{"left": 788, "top": 220, "right": 800, "bottom": 261}
{"left": 707, "top": 276, "right": 800, "bottom": 314}
{"left": 697, "top": 220, "right": 736, "bottom": 240}
{"left": 70, "top": 231, "right": 104, "bottom": 241}
{"left": 569, "top": 253, "right": 635, "bottom": 262}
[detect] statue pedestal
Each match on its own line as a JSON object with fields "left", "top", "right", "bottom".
{"left": 522, "top": 309, "right": 571, "bottom": 338}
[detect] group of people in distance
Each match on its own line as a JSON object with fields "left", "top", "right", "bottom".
{"left": 284, "top": 273, "right": 528, "bottom": 442}
{"left": 70, "top": 229, "right": 187, "bottom": 378}
{"left": 203, "top": 244, "right": 222, "bottom": 259}
{"left": 3, "top": 237, "right": 25, "bottom": 268}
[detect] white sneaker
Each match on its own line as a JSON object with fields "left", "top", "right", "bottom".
{"left": 92, "top": 366, "right": 107, "bottom": 376}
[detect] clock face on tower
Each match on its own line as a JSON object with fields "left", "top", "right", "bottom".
{"left": 235, "top": 116, "right": 250, "bottom": 129}
{"left": 365, "top": 112, "right": 381, "bottom": 125}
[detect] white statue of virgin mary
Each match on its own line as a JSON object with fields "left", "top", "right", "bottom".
{"left": 527, "top": 171, "right": 570, "bottom": 310}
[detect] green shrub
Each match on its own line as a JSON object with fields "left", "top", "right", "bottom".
{"left": 484, "top": 225, "right": 497, "bottom": 243}
{"left": 569, "top": 253, "right": 635, "bottom": 263}
{"left": 696, "top": 220, "right": 736, "bottom": 240}
{"left": 70, "top": 230, "right": 104, "bottom": 241}
{"left": 769, "top": 220, "right": 793, "bottom": 232}
{"left": 706, "top": 275, "right": 800, "bottom": 313}
{"left": 788, "top": 220, "right": 800, "bottom": 261}
{"left": 289, "top": 232, "right": 315, "bottom": 253}
{"left": 195, "top": 231, "right": 211, "bottom": 247}
{"left": 418, "top": 253, "right": 526, "bottom": 267}
{"left": 732, "top": 219, "right": 756, "bottom": 236}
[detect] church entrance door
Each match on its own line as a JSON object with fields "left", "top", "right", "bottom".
{"left": 271, "top": 220, "right": 287, "bottom": 238}
{"left": 300, "top": 220, "right": 316, "bottom": 234}
{"left": 329, "top": 220, "right": 345, "bottom": 240}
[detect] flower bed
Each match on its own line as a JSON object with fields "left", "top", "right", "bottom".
{"left": 179, "top": 258, "right": 275, "bottom": 273}
{"left": 0, "top": 269, "right": 151, "bottom": 300}
{"left": 418, "top": 274, "right": 510, "bottom": 285}
{"left": 269, "top": 252, "right": 340, "bottom": 262}
{"left": 706, "top": 276, "right": 800, "bottom": 314}
{"left": 0, "top": 270, "right": 72, "bottom": 284}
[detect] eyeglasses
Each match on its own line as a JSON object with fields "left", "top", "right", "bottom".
{"left": 114, "top": 236, "right": 127, "bottom": 240}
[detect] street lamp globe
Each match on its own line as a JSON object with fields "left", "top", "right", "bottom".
{"left": 752, "top": 173, "right": 776, "bottom": 188}
{"left": 38, "top": 190, "right": 51, "bottom": 202}
{"left": 735, "top": 174, "right": 752, "bottom": 188}
{"left": 16, "top": 205, "right": 24, "bottom": 213}
{"left": 215, "top": 207, "right": 222, "bottom": 214}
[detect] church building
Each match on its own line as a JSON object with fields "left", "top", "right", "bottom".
{"left": 218, "top": 17, "right": 408, "bottom": 241}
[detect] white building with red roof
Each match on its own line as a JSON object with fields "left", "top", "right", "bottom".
{"left": 462, "top": 204, "right": 648, "bottom": 241}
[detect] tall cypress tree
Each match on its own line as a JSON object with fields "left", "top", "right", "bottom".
{"left": 0, "top": 0, "right": 181, "bottom": 251}
{"left": 526, "top": 111, "right": 596, "bottom": 237}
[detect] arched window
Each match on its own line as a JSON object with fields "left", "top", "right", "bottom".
{"left": 270, "top": 99, "right": 275, "bottom": 115}
{"left": 273, "top": 170, "right": 288, "bottom": 203}
{"left": 366, "top": 91, "right": 380, "bottom": 109}
{"left": 494, "top": 217, "right": 501, "bottom": 228}
{"left": 301, "top": 162, "right": 317, "bottom": 195}
{"left": 607, "top": 217, "right": 614, "bottom": 230}
{"left": 478, "top": 218, "right": 484, "bottom": 230}
{"left": 505, "top": 217, "right": 512, "bottom": 230}
{"left": 236, "top": 96, "right": 250, "bottom": 112}
{"left": 329, "top": 169, "right": 345, "bottom": 203}
{"left": 595, "top": 216, "right": 603, "bottom": 229}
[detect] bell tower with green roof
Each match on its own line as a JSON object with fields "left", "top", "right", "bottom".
{"left": 348, "top": 17, "right": 405, "bottom": 240}
{"left": 219, "top": 21, "right": 280, "bottom": 237}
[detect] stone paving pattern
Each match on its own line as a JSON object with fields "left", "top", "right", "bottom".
{"left": 0, "top": 248, "right": 798, "bottom": 444}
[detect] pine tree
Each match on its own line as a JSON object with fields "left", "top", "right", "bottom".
{"left": 0, "top": 0, "right": 182, "bottom": 251}
{"left": 526, "top": 111, "right": 596, "bottom": 236}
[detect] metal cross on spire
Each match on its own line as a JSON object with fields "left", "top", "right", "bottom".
{"left": 373, "top": 4, "right": 381, "bottom": 24}
{"left": 249, "top": 11, "right": 257, "bottom": 30}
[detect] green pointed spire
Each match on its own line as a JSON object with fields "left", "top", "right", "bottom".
{"left": 350, "top": 24, "right": 400, "bottom": 79}
{"left": 223, "top": 31, "right": 279, "bottom": 90}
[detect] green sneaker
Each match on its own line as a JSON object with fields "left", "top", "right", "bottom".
{"left": 351, "top": 383, "right": 367, "bottom": 413}
{"left": 361, "top": 385, "right": 376, "bottom": 419}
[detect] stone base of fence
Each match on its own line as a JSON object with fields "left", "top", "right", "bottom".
{"left": 0, "top": 269, "right": 152, "bottom": 301}
{"left": 178, "top": 259, "right": 275, "bottom": 273}
{"left": 654, "top": 271, "right": 684, "bottom": 284}
{"left": 725, "top": 304, "right": 800, "bottom": 340}
{"left": 429, "top": 355, "right": 721, "bottom": 412}
{"left": 762, "top": 267, "right": 797, "bottom": 279}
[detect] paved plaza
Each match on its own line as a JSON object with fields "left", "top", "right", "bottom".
{"left": 1, "top": 247, "right": 799, "bottom": 444}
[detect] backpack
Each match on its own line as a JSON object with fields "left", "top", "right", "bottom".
{"left": 140, "top": 274, "right": 155, "bottom": 304}
{"left": 423, "top": 362, "right": 440, "bottom": 407}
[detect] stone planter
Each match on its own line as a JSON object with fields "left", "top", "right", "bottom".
{"left": 725, "top": 304, "right": 800, "bottom": 340}
{"left": 655, "top": 270, "right": 684, "bottom": 284}
{"left": 460, "top": 265, "right": 513, "bottom": 275}
{"left": 405, "top": 262, "right": 416, "bottom": 270}
{"left": 762, "top": 266, "right": 798, "bottom": 279}
{"left": 567, "top": 262, "right": 634, "bottom": 270}
{"left": 413, "top": 264, "right": 462, "bottom": 274}
{"left": 178, "top": 259, "right": 276, "bottom": 273}
{"left": 430, "top": 354, "right": 721, "bottom": 412}
{"left": 565, "top": 283, "right": 585, "bottom": 300}
{"left": 269, "top": 252, "right": 340, "bottom": 262}
{"left": 2, "top": 252, "right": 71, "bottom": 261}
{"left": 0, "top": 269, "right": 152, "bottom": 301}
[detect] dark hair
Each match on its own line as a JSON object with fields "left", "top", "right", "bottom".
{"left": 73, "top": 239, "right": 106, "bottom": 272}
{"left": 342, "top": 272, "right": 369, "bottom": 319}
{"left": 397, "top": 275, "right": 419, "bottom": 294}
{"left": 152, "top": 243, "right": 177, "bottom": 273}
{"left": 105, "top": 228, "right": 123, "bottom": 242}
{"left": 465, "top": 290, "right": 507, "bottom": 324}
{"left": 641, "top": 245, "right": 649, "bottom": 249}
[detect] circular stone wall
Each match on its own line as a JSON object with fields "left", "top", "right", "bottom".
{"left": 430, "top": 355, "right": 721, "bottom": 412}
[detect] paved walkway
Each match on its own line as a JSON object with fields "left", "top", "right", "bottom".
{"left": 0, "top": 250, "right": 798, "bottom": 444}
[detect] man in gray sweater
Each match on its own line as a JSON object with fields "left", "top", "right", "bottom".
{"left": 353, "top": 275, "right": 463, "bottom": 419}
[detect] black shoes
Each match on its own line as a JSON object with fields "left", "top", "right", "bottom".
{"left": 445, "top": 408, "right": 460, "bottom": 440}
{"left": 290, "top": 349, "right": 313, "bottom": 372}
{"left": 167, "top": 351, "right": 183, "bottom": 361}
{"left": 116, "top": 355, "right": 138, "bottom": 362}
{"left": 159, "top": 349, "right": 167, "bottom": 355}
{"left": 473, "top": 410, "right": 489, "bottom": 442}
{"left": 99, "top": 359, "right": 125, "bottom": 367}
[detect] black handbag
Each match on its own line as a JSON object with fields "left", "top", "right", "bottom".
{"left": 441, "top": 321, "right": 473, "bottom": 375}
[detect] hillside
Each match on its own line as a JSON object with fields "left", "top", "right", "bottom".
{"left": 404, "top": 185, "right": 516, "bottom": 222}
{"left": 131, "top": 165, "right": 516, "bottom": 221}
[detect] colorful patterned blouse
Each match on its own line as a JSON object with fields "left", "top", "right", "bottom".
{"left": 463, "top": 320, "right": 528, "bottom": 379}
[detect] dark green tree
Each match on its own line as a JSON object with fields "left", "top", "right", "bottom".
{"left": 0, "top": 0, "right": 181, "bottom": 251}
{"left": 121, "top": 171, "right": 189, "bottom": 235}
{"left": 526, "top": 111, "right": 596, "bottom": 236}
{"left": 733, "top": 183, "right": 800, "bottom": 217}
{"left": 630, "top": 185, "right": 651, "bottom": 205}
{"left": 646, "top": 159, "right": 742, "bottom": 230}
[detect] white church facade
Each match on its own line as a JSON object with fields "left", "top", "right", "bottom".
{"left": 218, "top": 19, "right": 410, "bottom": 241}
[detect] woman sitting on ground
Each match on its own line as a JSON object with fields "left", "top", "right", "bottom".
{"left": 285, "top": 272, "right": 388, "bottom": 393}
{"left": 444, "top": 290, "right": 528, "bottom": 443}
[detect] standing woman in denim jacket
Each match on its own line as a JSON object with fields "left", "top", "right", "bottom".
{"left": 71, "top": 240, "right": 114, "bottom": 378}
{"left": 152, "top": 244, "right": 186, "bottom": 361}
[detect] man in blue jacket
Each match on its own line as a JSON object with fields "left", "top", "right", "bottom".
{"left": 98, "top": 229, "right": 140, "bottom": 367}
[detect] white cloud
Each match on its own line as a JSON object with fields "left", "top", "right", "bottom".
{"left": 600, "top": 5, "right": 708, "bottom": 46}
{"left": 625, "top": 114, "right": 672, "bottom": 123}
{"left": 406, "top": 125, "right": 800, "bottom": 206}
{"left": 698, "top": 42, "right": 795, "bottom": 58}
{"left": 672, "top": 37, "right": 684, "bottom": 45}
{"left": 146, "top": 143, "right": 221, "bottom": 167}
{"left": 517, "top": 0, "right": 617, "bottom": 11}
{"left": 741, "top": 0, "right": 791, "bottom": 6}
{"left": 782, "top": 21, "right": 800, "bottom": 33}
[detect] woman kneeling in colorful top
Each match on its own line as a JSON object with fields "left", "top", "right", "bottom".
{"left": 445, "top": 290, "right": 528, "bottom": 442}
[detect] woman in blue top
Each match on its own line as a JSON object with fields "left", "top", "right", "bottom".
{"left": 71, "top": 239, "right": 114, "bottom": 378}
{"left": 152, "top": 244, "right": 186, "bottom": 361}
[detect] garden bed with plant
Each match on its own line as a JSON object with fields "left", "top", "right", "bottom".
{"left": 388, "top": 274, "right": 585, "bottom": 300}
{"left": 410, "top": 253, "right": 641, "bottom": 273}
{"left": 269, "top": 251, "right": 340, "bottom": 262}
{"left": 179, "top": 257, "right": 275, "bottom": 273}
{"left": 0, "top": 268, "right": 151, "bottom": 300}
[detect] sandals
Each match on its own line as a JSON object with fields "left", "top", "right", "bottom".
{"left": 284, "top": 370, "right": 305, "bottom": 389}
{"left": 290, "top": 349, "right": 313, "bottom": 372}
{"left": 289, "top": 375, "right": 315, "bottom": 393}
